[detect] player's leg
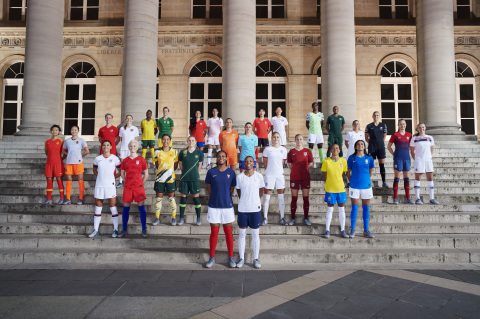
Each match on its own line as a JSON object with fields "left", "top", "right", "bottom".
{"left": 223, "top": 221, "right": 236, "bottom": 268}
{"left": 64, "top": 167, "right": 73, "bottom": 205}
{"left": 403, "top": 167, "right": 413, "bottom": 204}
{"left": 289, "top": 187, "right": 299, "bottom": 225}
{"left": 426, "top": 171, "right": 437, "bottom": 204}
{"left": 251, "top": 211, "right": 262, "bottom": 268}
{"left": 193, "top": 192, "right": 202, "bottom": 226}
{"left": 207, "top": 222, "right": 220, "bottom": 268}
{"left": 317, "top": 143, "right": 324, "bottom": 164}
{"left": 108, "top": 197, "right": 119, "bottom": 237}
{"left": 379, "top": 154, "right": 388, "bottom": 188}
{"left": 262, "top": 187, "right": 272, "bottom": 225}
{"left": 302, "top": 186, "right": 311, "bottom": 225}
{"left": 45, "top": 177, "right": 53, "bottom": 204}
{"left": 55, "top": 177, "right": 65, "bottom": 204}
{"left": 393, "top": 167, "right": 401, "bottom": 204}
{"left": 414, "top": 172, "right": 423, "bottom": 204}
{"left": 350, "top": 197, "right": 359, "bottom": 237}
{"left": 237, "top": 212, "right": 247, "bottom": 267}
{"left": 149, "top": 146, "right": 156, "bottom": 164}
{"left": 277, "top": 177, "right": 286, "bottom": 225}
{"left": 338, "top": 193, "right": 348, "bottom": 238}
{"left": 362, "top": 198, "right": 374, "bottom": 238}
{"left": 77, "top": 172, "right": 85, "bottom": 205}
{"left": 137, "top": 199, "right": 148, "bottom": 237}
{"left": 89, "top": 198, "right": 103, "bottom": 238}
{"left": 153, "top": 189, "right": 164, "bottom": 226}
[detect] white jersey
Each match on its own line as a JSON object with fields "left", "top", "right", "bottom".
{"left": 345, "top": 130, "right": 366, "bottom": 158}
{"left": 207, "top": 117, "right": 224, "bottom": 138}
{"left": 63, "top": 137, "right": 88, "bottom": 165}
{"left": 271, "top": 116, "right": 288, "bottom": 134}
{"left": 410, "top": 135, "right": 434, "bottom": 161}
{"left": 93, "top": 154, "right": 121, "bottom": 187}
{"left": 119, "top": 126, "right": 139, "bottom": 152}
{"left": 263, "top": 146, "right": 288, "bottom": 177}
{"left": 236, "top": 172, "right": 265, "bottom": 212}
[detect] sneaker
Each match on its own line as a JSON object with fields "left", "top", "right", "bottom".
{"left": 415, "top": 199, "right": 423, "bottom": 205}
{"left": 253, "top": 259, "right": 262, "bottom": 269}
{"left": 304, "top": 219, "right": 312, "bottom": 226}
{"left": 43, "top": 199, "right": 53, "bottom": 205}
{"left": 178, "top": 217, "right": 185, "bottom": 226}
{"left": 206, "top": 164, "right": 211, "bottom": 169}
{"left": 262, "top": 218, "right": 268, "bottom": 226}
{"left": 229, "top": 257, "right": 237, "bottom": 268}
{"left": 279, "top": 218, "right": 286, "bottom": 226}
{"left": 88, "top": 230, "right": 99, "bottom": 238}
{"left": 383, "top": 182, "right": 389, "bottom": 189}
{"left": 236, "top": 259, "right": 244, "bottom": 268}
{"left": 288, "top": 219, "right": 295, "bottom": 226}
{"left": 364, "top": 231, "right": 375, "bottom": 238}
{"left": 142, "top": 229, "right": 148, "bottom": 238}
{"left": 201, "top": 163, "right": 206, "bottom": 169}
{"left": 393, "top": 198, "right": 398, "bottom": 205}
{"left": 430, "top": 199, "right": 439, "bottom": 205}
{"left": 152, "top": 218, "right": 160, "bottom": 226}
{"left": 340, "top": 230, "right": 349, "bottom": 238}
{"left": 56, "top": 199, "right": 64, "bottom": 205}
{"left": 77, "top": 199, "right": 83, "bottom": 205}
{"left": 206, "top": 256, "right": 215, "bottom": 268}
{"left": 324, "top": 230, "right": 330, "bottom": 239}
{"left": 112, "top": 230, "right": 119, "bottom": 238}
{"left": 172, "top": 218, "right": 176, "bottom": 226}
{"left": 116, "top": 182, "right": 123, "bottom": 188}
{"left": 63, "top": 199, "right": 72, "bottom": 205}
{"left": 117, "top": 230, "right": 127, "bottom": 238}
{"left": 406, "top": 198, "right": 415, "bottom": 204}
{"left": 196, "top": 217, "right": 201, "bottom": 226}
{"left": 349, "top": 230, "right": 356, "bottom": 238}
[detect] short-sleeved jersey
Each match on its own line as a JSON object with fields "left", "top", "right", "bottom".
{"left": 140, "top": 119, "right": 157, "bottom": 140}
{"left": 157, "top": 117, "right": 174, "bottom": 139}
{"left": 236, "top": 172, "right": 265, "bottom": 212}
{"left": 263, "top": 146, "right": 288, "bottom": 177}
{"left": 121, "top": 156, "right": 148, "bottom": 189}
{"left": 253, "top": 118, "right": 271, "bottom": 139}
{"left": 365, "top": 122, "right": 387, "bottom": 150}
{"left": 178, "top": 149, "right": 202, "bottom": 181}
{"left": 288, "top": 148, "right": 313, "bottom": 181}
{"left": 119, "top": 126, "right": 139, "bottom": 152}
{"left": 410, "top": 135, "right": 434, "bottom": 161}
{"left": 219, "top": 130, "right": 239, "bottom": 154}
{"left": 205, "top": 167, "right": 236, "bottom": 208}
{"left": 45, "top": 138, "right": 64, "bottom": 164}
{"left": 389, "top": 131, "right": 412, "bottom": 160}
{"left": 93, "top": 154, "right": 121, "bottom": 188}
{"left": 321, "top": 157, "right": 348, "bottom": 193}
{"left": 63, "top": 137, "right": 88, "bottom": 165}
{"left": 207, "top": 117, "right": 224, "bottom": 138}
{"left": 345, "top": 131, "right": 366, "bottom": 158}
{"left": 326, "top": 114, "right": 345, "bottom": 137}
{"left": 347, "top": 154, "right": 374, "bottom": 189}
{"left": 189, "top": 120, "right": 207, "bottom": 143}
{"left": 271, "top": 116, "right": 288, "bottom": 134}
{"left": 306, "top": 112, "right": 324, "bottom": 134}
{"left": 98, "top": 125, "right": 119, "bottom": 155}
{"left": 239, "top": 134, "right": 258, "bottom": 161}
{"left": 155, "top": 148, "right": 178, "bottom": 184}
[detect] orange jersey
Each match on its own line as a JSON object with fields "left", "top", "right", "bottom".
{"left": 45, "top": 138, "right": 64, "bottom": 164}
{"left": 219, "top": 130, "right": 239, "bottom": 155}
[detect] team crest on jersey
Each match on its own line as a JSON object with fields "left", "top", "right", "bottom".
{"left": 264, "top": 121, "right": 267, "bottom": 124}
{"left": 130, "top": 129, "right": 133, "bottom": 132}
{"left": 304, "top": 152, "right": 307, "bottom": 156}
{"left": 227, "top": 174, "right": 230, "bottom": 179}
{"left": 136, "top": 160, "right": 140, "bottom": 165}
{"left": 76, "top": 141, "right": 79, "bottom": 144}
{"left": 365, "top": 159, "right": 368, "bottom": 164}
{"left": 340, "top": 164, "right": 343, "bottom": 167}
{"left": 109, "top": 159, "right": 113, "bottom": 162}
{"left": 292, "top": 182, "right": 295, "bottom": 187}
{"left": 407, "top": 136, "right": 410, "bottom": 140}
{"left": 195, "top": 155, "right": 198, "bottom": 158}
{"left": 110, "top": 129, "right": 113, "bottom": 132}
{"left": 56, "top": 142, "right": 60, "bottom": 145}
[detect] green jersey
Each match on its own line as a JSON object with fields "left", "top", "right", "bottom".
{"left": 178, "top": 149, "right": 202, "bottom": 181}
{"left": 326, "top": 114, "right": 345, "bottom": 137}
{"left": 306, "top": 112, "right": 324, "bottom": 134}
{"left": 157, "top": 117, "right": 174, "bottom": 139}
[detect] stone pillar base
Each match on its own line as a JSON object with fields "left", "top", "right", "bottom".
{"left": 14, "top": 124, "right": 52, "bottom": 138}
{"left": 426, "top": 123, "right": 464, "bottom": 136}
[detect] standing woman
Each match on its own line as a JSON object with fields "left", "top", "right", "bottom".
{"left": 219, "top": 118, "right": 239, "bottom": 170}
{"left": 271, "top": 106, "right": 289, "bottom": 147}
{"left": 205, "top": 150, "right": 237, "bottom": 268}
{"left": 347, "top": 140, "right": 375, "bottom": 238}
{"left": 117, "top": 114, "right": 139, "bottom": 187}
{"left": 118, "top": 140, "right": 149, "bottom": 238}
{"left": 262, "top": 132, "right": 288, "bottom": 226}
{"left": 206, "top": 108, "right": 224, "bottom": 169}
{"left": 287, "top": 134, "right": 314, "bottom": 226}
{"left": 321, "top": 144, "right": 348, "bottom": 238}
{"left": 236, "top": 156, "right": 264, "bottom": 269}
{"left": 189, "top": 110, "right": 208, "bottom": 168}
{"left": 89, "top": 140, "right": 121, "bottom": 238}
{"left": 387, "top": 119, "right": 414, "bottom": 205}
{"left": 345, "top": 120, "right": 366, "bottom": 160}
{"left": 62, "top": 125, "right": 89, "bottom": 205}
{"left": 238, "top": 122, "right": 258, "bottom": 173}
{"left": 409, "top": 123, "right": 439, "bottom": 205}
{"left": 44, "top": 125, "right": 65, "bottom": 205}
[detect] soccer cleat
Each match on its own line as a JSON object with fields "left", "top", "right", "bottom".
{"left": 236, "top": 258, "right": 244, "bottom": 268}
{"left": 393, "top": 198, "right": 398, "bottom": 205}
{"left": 152, "top": 218, "right": 160, "bottom": 226}
{"left": 304, "top": 219, "right": 312, "bottom": 226}
{"left": 88, "top": 230, "right": 99, "bottom": 238}
{"left": 279, "top": 218, "right": 286, "bottom": 226}
{"left": 56, "top": 199, "right": 64, "bottom": 205}
{"left": 172, "top": 218, "right": 176, "bottom": 226}
{"left": 382, "top": 182, "right": 389, "bottom": 189}
{"left": 117, "top": 230, "right": 127, "bottom": 238}
{"left": 406, "top": 198, "right": 415, "bottom": 204}
{"left": 178, "top": 218, "right": 185, "bottom": 226}
{"left": 206, "top": 164, "right": 211, "bottom": 169}
{"left": 349, "top": 231, "right": 356, "bottom": 238}
{"left": 253, "top": 259, "right": 262, "bottom": 269}
{"left": 63, "top": 199, "right": 72, "bottom": 205}
{"left": 415, "top": 199, "right": 423, "bottom": 205}
{"left": 288, "top": 219, "right": 295, "bottom": 226}
{"left": 364, "top": 231, "right": 375, "bottom": 238}
{"left": 43, "top": 199, "right": 53, "bottom": 205}
{"left": 206, "top": 257, "right": 215, "bottom": 268}
{"left": 111, "top": 230, "right": 119, "bottom": 238}
{"left": 324, "top": 230, "right": 330, "bottom": 239}
{"left": 196, "top": 217, "right": 201, "bottom": 226}
{"left": 262, "top": 218, "right": 268, "bottom": 226}
{"left": 116, "top": 182, "right": 123, "bottom": 188}
{"left": 228, "top": 257, "right": 237, "bottom": 268}
{"left": 340, "top": 230, "right": 349, "bottom": 238}
{"left": 77, "top": 199, "right": 83, "bottom": 205}
{"left": 142, "top": 229, "right": 148, "bottom": 238}
{"left": 430, "top": 199, "right": 439, "bottom": 205}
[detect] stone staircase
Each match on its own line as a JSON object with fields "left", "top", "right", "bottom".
{"left": 0, "top": 138, "right": 479, "bottom": 267}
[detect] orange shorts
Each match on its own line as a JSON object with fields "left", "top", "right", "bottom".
{"left": 65, "top": 163, "right": 84, "bottom": 176}
{"left": 122, "top": 186, "right": 147, "bottom": 203}
{"left": 226, "top": 151, "right": 238, "bottom": 166}
{"left": 45, "top": 162, "right": 64, "bottom": 178}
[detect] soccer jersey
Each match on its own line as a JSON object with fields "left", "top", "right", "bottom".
{"left": 98, "top": 125, "right": 119, "bottom": 155}
{"left": 155, "top": 148, "right": 178, "bottom": 183}
{"left": 205, "top": 167, "right": 236, "bottom": 208}
{"left": 365, "top": 122, "right": 387, "bottom": 150}
{"left": 63, "top": 137, "right": 88, "bottom": 164}
{"left": 219, "top": 130, "right": 239, "bottom": 154}
{"left": 236, "top": 172, "right": 265, "bottom": 212}
{"left": 140, "top": 119, "right": 157, "bottom": 140}
{"left": 93, "top": 154, "right": 121, "bottom": 187}
{"left": 121, "top": 156, "right": 148, "bottom": 189}
{"left": 345, "top": 131, "right": 366, "bottom": 158}
{"left": 45, "top": 138, "right": 64, "bottom": 164}
{"left": 321, "top": 157, "right": 348, "bottom": 193}
{"left": 253, "top": 118, "right": 271, "bottom": 139}
{"left": 326, "top": 114, "right": 345, "bottom": 137}
{"left": 119, "top": 126, "right": 139, "bottom": 152}
{"left": 189, "top": 120, "right": 207, "bottom": 142}
{"left": 178, "top": 149, "right": 202, "bottom": 181}
{"left": 306, "top": 112, "right": 324, "bottom": 134}
{"left": 271, "top": 116, "right": 288, "bottom": 134}
{"left": 410, "top": 135, "right": 434, "bottom": 160}
{"left": 347, "top": 154, "right": 374, "bottom": 189}
{"left": 239, "top": 134, "right": 258, "bottom": 161}
{"left": 207, "top": 117, "right": 224, "bottom": 138}
{"left": 157, "top": 117, "right": 174, "bottom": 139}
{"left": 263, "top": 146, "right": 288, "bottom": 177}
{"left": 389, "top": 131, "right": 412, "bottom": 160}
{"left": 288, "top": 148, "right": 313, "bottom": 181}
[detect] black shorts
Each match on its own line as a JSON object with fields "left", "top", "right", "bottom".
{"left": 369, "top": 148, "right": 386, "bottom": 160}
{"left": 258, "top": 138, "right": 269, "bottom": 147}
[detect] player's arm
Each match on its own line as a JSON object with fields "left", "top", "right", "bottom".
{"left": 321, "top": 120, "right": 325, "bottom": 129}
{"left": 82, "top": 146, "right": 89, "bottom": 157}
{"left": 431, "top": 145, "right": 434, "bottom": 155}
{"left": 115, "top": 167, "right": 121, "bottom": 179}
{"left": 115, "top": 135, "right": 120, "bottom": 146}
{"left": 322, "top": 171, "right": 327, "bottom": 182}
{"left": 121, "top": 169, "right": 126, "bottom": 180}
{"left": 341, "top": 124, "right": 345, "bottom": 132}
{"left": 174, "top": 160, "right": 179, "bottom": 171}
{"left": 230, "top": 186, "right": 235, "bottom": 196}
{"left": 387, "top": 142, "right": 394, "bottom": 156}
{"left": 142, "top": 168, "right": 148, "bottom": 183}
{"left": 409, "top": 146, "right": 415, "bottom": 160}
{"left": 383, "top": 133, "right": 387, "bottom": 141}
{"left": 198, "top": 159, "right": 201, "bottom": 173}
{"left": 285, "top": 124, "right": 288, "bottom": 135}
{"left": 325, "top": 122, "right": 330, "bottom": 133}
{"left": 365, "top": 132, "right": 370, "bottom": 144}
{"left": 207, "top": 184, "right": 211, "bottom": 195}
{"left": 306, "top": 120, "right": 309, "bottom": 130}
{"left": 347, "top": 168, "right": 351, "bottom": 181}
{"left": 369, "top": 168, "right": 374, "bottom": 178}
{"left": 178, "top": 160, "right": 183, "bottom": 172}
{"left": 345, "top": 136, "right": 349, "bottom": 149}
{"left": 93, "top": 167, "right": 98, "bottom": 177}
{"left": 307, "top": 160, "right": 314, "bottom": 169}
{"left": 263, "top": 157, "right": 268, "bottom": 170}
{"left": 171, "top": 125, "right": 174, "bottom": 135}
{"left": 62, "top": 147, "right": 68, "bottom": 157}
{"left": 44, "top": 146, "right": 48, "bottom": 157}
{"left": 237, "top": 189, "right": 241, "bottom": 198}
{"left": 259, "top": 187, "right": 264, "bottom": 198}
{"left": 203, "top": 127, "right": 208, "bottom": 138}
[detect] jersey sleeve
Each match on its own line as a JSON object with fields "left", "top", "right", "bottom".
{"left": 342, "top": 159, "right": 348, "bottom": 172}
{"left": 174, "top": 150, "right": 179, "bottom": 162}
{"left": 238, "top": 136, "right": 242, "bottom": 147}
{"left": 115, "top": 127, "right": 119, "bottom": 137}
{"left": 341, "top": 117, "right": 345, "bottom": 125}
{"left": 365, "top": 124, "right": 370, "bottom": 134}
{"left": 326, "top": 116, "right": 332, "bottom": 125}
{"left": 307, "top": 149, "right": 313, "bottom": 163}
{"left": 115, "top": 156, "right": 121, "bottom": 167}
{"left": 153, "top": 121, "right": 157, "bottom": 129}
{"left": 321, "top": 159, "right": 327, "bottom": 173}
{"left": 389, "top": 133, "right": 396, "bottom": 144}
{"left": 120, "top": 159, "right": 126, "bottom": 170}
{"left": 235, "top": 132, "right": 239, "bottom": 143}
{"left": 253, "top": 135, "right": 258, "bottom": 145}
{"left": 219, "top": 118, "right": 224, "bottom": 127}
{"left": 44, "top": 140, "right": 48, "bottom": 151}
{"left": 259, "top": 174, "right": 265, "bottom": 188}
{"left": 321, "top": 113, "right": 325, "bottom": 121}
{"left": 235, "top": 175, "right": 241, "bottom": 190}
{"left": 230, "top": 170, "right": 237, "bottom": 187}
{"left": 205, "top": 169, "right": 212, "bottom": 184}
{"left": 282, "top": 147, "right": 288, "bottom": 159}
{"left": 81, "top": 139, "right": 88, "bottom": 149}
{"left": 98, "top": 128, "right": 103, "bottom": 139}
{"left": 409, "top": 136, "right": 415, "bottom": 147}
{"left": 93, "top": 156, "right": 99, "bottom": 167}
{"left": 284, "top": 117, "right": 289, "bottom": 125}
{"left": 267, "top": 119, "right": 271, "bottom": 128}
{"left": 383, "top": 124, "right": 388, "bottom": 133}
{"left": 430, "top": 136, "right": 435, "bottom": 146}
{"left": 219, "top": 132, "right": 224, "bottom": 143}
{"left": 178, "top": 150, "right": 184, "bottom": 162}
{"left": 347, "top": 155, "right": 353, "bottom": 169}
{"left": 306, "top": 113, "right": 310, "bottom": 121}
{"left": 141, "top": 157, "right": 148, "bottom": 170}
{"left": 252, "top": 119, "right": 257, "bottom": 128}
{"left": 287, "top": 150, "right": 293, "bottom": 163}
{"left": 263, "top": 148, "right": 269, "bottom": 158}
{"left": 170, "top": 119, "right": 174, "bottom": 127}
{"left": 369, "top": 156, "right": 375, "bottom": 169}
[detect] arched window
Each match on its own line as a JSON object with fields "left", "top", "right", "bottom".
{"left": 381, "top": 61, "right": 413, "bottom": 134}
{"left": 256, "top": 60, "right": 287, "bottom": 119}
{"left": 189, "top": 61, "right": 222, "bottom": 122}
{"left": 64, "top": 62, "right": 96, "bottom": 137}
{"left": 317, "top": 66, "right": 322, "bottom": 112}
{"left": 455, "top": 61, "right": 476, "bottom": 135}
{"left": 1, "top": 62, "right": 24, "bottom": 136}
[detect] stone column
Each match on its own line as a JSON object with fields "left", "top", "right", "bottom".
{"left": 15, "top": 0, "right": 65, "bottom": 137}
{"left": 321, "top": 0, "right": 356, "bottom": 127}
{"left": 121, "top": 0, "right": 159, "bottom": 124}
{"left": 416, "top": 0, "right": 462, "bottom": 135}
{"left": 158, "top": 75, "right": 189, "bottom": 139}
{"left": 222, "top": 0, "right": 256, "bottom": 124}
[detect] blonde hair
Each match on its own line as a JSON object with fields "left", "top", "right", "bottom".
{"left": 128, "top": 139, "right": 139, "bottom": 148}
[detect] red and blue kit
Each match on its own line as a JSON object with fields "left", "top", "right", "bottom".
{"left": 121, "top": 156, "right": 148, "bottom": 203}
{"left": 389, "top": 131, "right": 412, "bottom": 171}
{"left": 98, "top": 125, "right": 119, "bottom": 155}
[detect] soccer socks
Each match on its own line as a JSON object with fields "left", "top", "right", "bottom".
{"left": 278, "top": 194, "right": 285, "bottom": 219}
{"left": 379, "top": 163, "right": 386, "bottom": 183}
{"left": 255, "top": 149, "right": 259, "bottom": 162}
{"left": 66, "top": 181, "right": 73, "bottom": 200}
{"left": 142, "top": 148, "right": 147, "bottom": 159}
{"left": 155, "top": 197, "right": 163, "bottom": 218}
{"left": 362, "top": 205, "right": 370, "bottom": 231}
{"left": 207, "top": 148, "right": 213, "bottom": 165}
{"left": 290, "top": 196, "right": 298, "bottom": 219}
{"left": 393, "top": 177, "right": 400, "bottom": 199}
{"left": 428, "top": 181, "right": 435, "bottom": 200}
{"left": 93, "top": 206, "right": 102, "bottom": 231}
{"left": 179, "top": 197, "right": 187, "bottom": 219}
{"left": 238, "top": 228, "right": 247, "bottom": 260}
{"left": 169, "top": 197, "right": 177, "bottom": 219}
{"left": 209, "top": 226, "right": 220, "bottom": 257}
{"left": 414, "top": 180, "right": 421, "bottom": 200}
{"left": 404, "top": 178, "right": 410, "bottom": 199}
{"left": 263, "top": 194, "right": 271, "bottom": 219}
{"left": 46, "top": 180, "right": 53, "bottom": 200}
{"left": 193, "top": 197, "right": 201, "bottom": 218}
{"left": 325, "top": 206, "right": 333, "bottom": 231}
{"left": 150, "top": 148, "right": 156, "bottom": 163}
{"left": 56, "top": 179, "right": 64, "bottom": 199}
{"left": 338, "top": 206, "right": 346, "bottom": 231}
{"left": 350, "top": 205, "right": 358, "bottom": 232}
{"left": 224, "top": 225, "right": 234, "bottom": 258}
{"left": 251, "top": 228, "right": 260, "bottom": 260}
{"left": 138, "top": 205, "right": 147, "bottom": 231}
{"left": 78, "top": 180, "right": 85, "bottom": 200}
{"left": 122, "top": 206, "right": 130, "bottom": 231}
{"left": 303, "top": 196, "right": 310, "bottom": 219}
{"left": 110, "top": 206, "right": 119, "bottom": 231}
{"left": 319, "top": 148, "right": 324, "bottom": 164}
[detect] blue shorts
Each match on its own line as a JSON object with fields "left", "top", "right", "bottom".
{"left": 238, "top": 211, "right": 262, "bottom": 229}
{"left": 324, "top": 192, "right": 347, "bottom": 205}
{"left": 239, "top": 160, "right": 257, "bottom": 169}
{"left": 394, "top": 159, "right": 411, "bottom": 172}
{"left": 197, "top": 142, "right": 205, "bottom": 148}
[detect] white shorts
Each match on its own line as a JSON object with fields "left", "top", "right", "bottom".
{"left": 264, "top": 175, "right": 286, "bottom": 190}
{"left": 414, "top": 159, "right": 434, "bottom": 174}
{"left": 348, "top": 187, "right": 373, "bottom": 200}
{"left": 308, "top": 133, "right": 324, "bottom": 144}
{"left": 207, "top": 136, "right": 220, "bottom": 146}
{"left": 207, "top": 207, "right": 235, "bottom": 224}
{"left": 119, "top": 149, "right": 130, "bottom": 159}
{"left": 277, "top": 132, "right": 287, "bottom": 146}
{"left": 94, "top": 186, "right": 117, "bottom": 200}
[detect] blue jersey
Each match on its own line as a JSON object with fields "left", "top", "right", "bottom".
{"left": 238, "top": 134, "right": 258, "bottom": 161}
{"left": 347, "top": 154, "right": 374, "bottom": 189}
{"left": 205, "top": 167, "right": 237, "bottom": 208}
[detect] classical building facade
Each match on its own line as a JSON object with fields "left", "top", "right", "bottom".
{"left": 0, "top": 0, "right": 479, "bottom": 141}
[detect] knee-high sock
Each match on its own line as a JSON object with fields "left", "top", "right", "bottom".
{"left": 303, "top": 196, "right": 310, "bottom": 219}
{"left": 255, "top": 149, "right": 259, "bottom": 162}
{"left": 207, "top": 148, "right": 213, "bottom": 165}
{"left": 78, "top": 180, "right": 85, "bottom": 200}
{"left": 290, "top": 196, "right": 298, "bottom": 219}
{"left": 263, "top": 194, "right": 271, "bottom": 219}
{"left": 319, "top": 148, "right": 324, "bottom": 164}
{"left": 224, "top": 225, "right": 234, "bottom": 258}
{"left": 251, "top": 228, "right": 260, "bottom": 260}
{"left": 93, "top": 206, "right": 102, "bottom": 231}
{"left": 339, "top": 145, "right": 344, "bottom": 158}
{"left": 46, "top": 180, "right": 53, "bottom": 200}
{"left": 142, "top": 148, "right": 147, "bottom": 158}
{"left": 338, "top": 206, "right": 346, "bottom": 231}
{"left": 427, "top": 181, "right": 435, "bottom": 200}
{"left": 362, "top": 205, "right": 370, "bottom": 231}
{"left": 278, "top": 194, "right": 285, "bottom": 219}
{"left": 209, "top": 226, "right": 219, "bottom": 258}
{"left": 179, "top": 197, "right": 187, "bottom": 219}
{"left": 326, "top": 145, "right": 331, "bottom": 158}
{"left": 393, "top": 177, "right": 400, "bottom": 199}
{"left": 138, "top": 205, "right": 147, "bottom": 231}
{"left": 404, "top": 178, "right": 410, "bottom": 199}
{"left": 110, "top": 206, "right": 119, "bottom": 231}
{"left": 350, "top": 205, "right": 358, "bottom": 232}
{"left": 326, "top": 206, "right": 334, "bottom": 231}
{"left": 379, "top": 163, "right": 386, "bottom": 183}
{"left": 122, "top": 206, "right": 130, "bottom": 231}
{"left": 155, "top": 197, "right": 163, "bottom": 218}
{"left": 150, "top": 148, "right": 156, "bottom": 162}
{"left": 169, "top": 197, "right": 177, "bottom": 219}
{"left": 118, "top": 175, "right": 123, "bottom": 184}
{"left": 238, "top": 228, "right": 247, "bottom": 260}
{"left": 193, "top": 197, "right": 201, "bottom": 218}
{"left": 56, "top": 179, "right": 64, "bottom": 199}
{"left": 414, "top": 180, "right": 421, "bottom": 200}
{"left": 66, "top": 181, "right": 73, "bottom": 200}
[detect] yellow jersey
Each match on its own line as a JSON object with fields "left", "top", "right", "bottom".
{"left": 141, "top": 118, "right": 157, "bottom": 140}
{"left": 155, "top": 148, "right": 178, "bottom": 184}
{"left": 321, "top": 157, "right": 348, "bottom": 193}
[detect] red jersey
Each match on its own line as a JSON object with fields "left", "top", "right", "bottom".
{"left": 253, "top": 118, "right": 272, "bottom": 139}
{"left": 189, "top": 120, "right": 207, "bottom": 142}
{"left": 98, "top": 125, "right": 119, "bottom": 155}
{"left": 120, "top": 156, "right": 148, "bottom": 189}
{"left": 389, "top": 131, "right": 412, "bottom": 160}
{"left": 45, "top": 138, "right": 64, "bottom": 164}
{"left": 287, "top": 148, "right": 313, "bottom": 181}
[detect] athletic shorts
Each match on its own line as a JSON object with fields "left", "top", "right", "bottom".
{"left": 348, "top": 187, "right": 373, "bottom": 200}
{"left": 179, "top": 180, "right": 201, "bottom": 195}
{"left": 369, "top": 148, "right": 386, "bottom": 160}
{"left": 226, "top": 152, "right": 238, "bottom": 166}
{"left": 328, "top": 135, "right": 343, "bottom": 146}
{"left": 159, "top": 139, "right": 173, "bottom": 148}
{"left": 94, "top": 186, "right": 117, "bottom": 200}
{"left": 65, "top": 163, "right": 84, "bottom": 176}
{"left": 308, "top": 133, "right": 324, "bottom": 145}
{"left": 154, "top": 181, "right": 176, "bottom": 194}
{"left": 207, "top": 136, "right": 220, "bottom": 146}
{"left": 45, "top": 161, "right": 64, "bottom": 178}
{"left": 142, "top": 140, "right": 155, "bottom": 148}
{"left": 290, "top": 180, "right": 310, "bottom": 190}
{"left": 324, "top": 192, "right": 347, "bottom": 205}
{"left": 258, "top": 138, "right": 269, "bottom": 147}
{"left": 264, "top": 175, "right": 285, "bottom": 190}
{"left": 207, "top": 207, "right": 235, "bottom": 224}
{"left": 239, "top": 160, "right": 257, "bottom": 169}
{"left": 277, "top": 132, "right": 287, "bottom": 146}
{"left": 122, "top": 186, "right": 146, "bottom": 203}
{"left": 197, "top": 142, "right": 205, "bottom": 148}
{"left": 238, "top": 211, "right": 262, "bottom": 229}
{"left": 414, "top": 159, "right": 434, "bottom": 174}
{"left": 394, "top": 159, "right": 411, "bottom": 172}
{"left": 119, "top": 149, "right": 130, "bottom": 160}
